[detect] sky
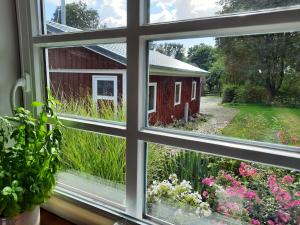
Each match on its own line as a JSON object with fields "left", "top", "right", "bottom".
{"left": 44, "top": 0, "right": 218, "bottom": 48}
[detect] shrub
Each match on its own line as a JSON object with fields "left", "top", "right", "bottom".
{"left": 234, "top": 84, "right": 268, "bottom": 104}
{"left": 222, "top": 85, "right": 238, "bottom": 103}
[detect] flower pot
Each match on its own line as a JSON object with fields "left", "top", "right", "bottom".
{"left": 0, "top": 206, "right": 40, "bottom": 225}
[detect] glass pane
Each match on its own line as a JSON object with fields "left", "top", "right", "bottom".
{"left": 58, "top": 128, "right": 126, "bottom": 206}
{"left": 147, "top": 32, "right": 300, "bottom": 148}
{"left": 46, "top": 43, "right": 126, "bottom": 122}
{"left": 43, "top": 0, "right": 127, "bottom": 34}
{"left": 146, "top": 143, "right": 300, "bottom": 225}
{"left": 149, "top": 0, "right": 300, "bottom": 23}
{"left": 97, "top": 80, "right": 114, "bottom": 96}
{"left": 149, "top": 85, "right": 155, "bottom": 111}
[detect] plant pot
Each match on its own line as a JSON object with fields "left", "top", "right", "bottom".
{"left": 0, "top": 206, "right": 40, "bottom": 225}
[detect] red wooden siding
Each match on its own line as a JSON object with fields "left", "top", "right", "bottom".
{"left": 148, "top": 76, "right": 201, "bottom": 125}
{"left": 48, "top": 47, "right": 202, "bottom": 124}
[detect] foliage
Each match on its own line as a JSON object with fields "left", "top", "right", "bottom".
{"left": 52, "top": 2, "right": 101, "bottom": 30}
{"left": 234, "top": 84, "right": 268, "bottom": 104}
{"left": 201, "top": 162, "right": 300, "bottom": 224}
{"left": 222, "top": 85, "right": 238, "bottom": 103}
{"left": 207, "top": 56, "right": 225, "bottom": 93}
{"left": 187, "top": 43, "right": 216, "bottom": 71}
{"left": 150, "top": 43, "right": 186, "bottom": 61}
{"left": 0, "top": 98, "right": 62, "bottom": 218}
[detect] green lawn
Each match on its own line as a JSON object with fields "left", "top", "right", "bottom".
{"left": 222, "top": 104, "right": 300, "bottom": 146}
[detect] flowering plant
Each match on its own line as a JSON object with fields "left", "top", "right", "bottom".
{"left": 147, "top": 174, "right": 212, "bottom": 219}
{"left": 201, "top": 162, "right": 300, "bottom": 225}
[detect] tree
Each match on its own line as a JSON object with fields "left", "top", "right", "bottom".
{"left": 207, "top": 56, "right": 225, "bottom": 93}
{"left": 150, "top": 43, "right": 186, "bottom": 61}
{"left": 216, "top": 0, "right": 300, "bottom": 102}
{"left": 52, "top": 2, "right": 101, "bottom": 30}
{"left": 187, "top": 44, "right": 216, "bottom": 71}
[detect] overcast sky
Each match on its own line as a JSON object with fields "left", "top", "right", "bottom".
{"left": 45, "top": 0, "right": 218, "bottom": 48}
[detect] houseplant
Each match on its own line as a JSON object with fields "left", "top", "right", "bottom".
{"left": 0, "top": 96, "right": 62, "bottom": 225}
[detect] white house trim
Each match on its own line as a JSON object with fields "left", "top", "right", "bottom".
{"left": 191, "top": 81, "right": 197, "bottom": 101}
{"left": 49, "top": 69, "right": 126, "bottom": 74}
{"left": 174, "top": 82, "right": 182, "bottom": 106}
{"left": 92, "top": 75, "right": 118, "bottom": 111}
{"left": 148, "top": 82, "right": 157, "bottom": 114}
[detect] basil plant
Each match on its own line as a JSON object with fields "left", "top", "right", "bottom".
{"left": 0, "top": 97, "right": 62, "bottom": 218}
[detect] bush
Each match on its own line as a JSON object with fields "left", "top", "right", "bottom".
{"left": 234, "top": 84, "right": 268, "bottom": 104}
{"left": 222, "top": 85, "right": 238, "bottom": 103}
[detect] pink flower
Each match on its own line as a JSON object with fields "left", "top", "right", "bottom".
{"left": 202, "top": 177, "right": 215, "bottom": 186}
{"left": 268, "top": 175, "right": 280, "bottom": 193}
{"left": 245, "top": 191, "right": 257, "bottom": 199}
{"left": 202, "top": 191, "right": 209, "bottom": 198}
{"left": 239, "top": 162, "right": 257, "bottom": 177}
{"left": 285, "top": 200, "right": 300, "bottom": 209}
{"left": 275, "top": 189, "right": 292, "bottom": 204}
{"left": 277, "top": 211, "right": 291, "bottom": 223}
{"left": 282, "top": 175, "right": 294, "bottom": 185}
{"left": 267, "top": 220, "right": 275, "bottom": 225}
{"left": 250, "top": 219, "right": 260, "bottom": 225}
{"left": 295, "top": 191, "right": 300, "bottom": 197}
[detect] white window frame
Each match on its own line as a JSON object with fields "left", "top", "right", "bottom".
{"left": 148, "top": 82, "right": 157, "bottom": 114}
{"left": 191, "top": 81, "right": 197, "bottom": 101}
{"left": 174, "top": 82, "right": 182, "bottom": 106}
{"left": 92, "top": 75, "right": 118, "bottom": 110}
{"left": 15, "top": 0, "right": 300, "bottom": 224}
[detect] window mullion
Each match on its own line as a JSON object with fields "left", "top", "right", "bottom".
{"left": 125, "top": 0, "right": 147, "bottom": 219}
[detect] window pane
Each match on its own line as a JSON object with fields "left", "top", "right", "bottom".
{"left": 46, "top": 42, "right": 126, "bottom": 122}
{"left": 146, "top": 143, "right": 300, "bottom": 225}
{"left": 149, "top": 0, "right": 300, "bottom": 23}
{"left": 58, "top": 128, "right": 126, "bottom": 206}
{"left": 149, "top": 85, "right": 155, "bottom": 111}
{"left": 97, "top": 80, "right": 114, "bottom": 96}
{"left": 147, "top": 33, "right": 300, "bottom": 148}
{"left": 43, "top": 0, "right": 127, "bottom": 34}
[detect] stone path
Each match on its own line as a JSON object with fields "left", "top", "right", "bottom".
{"left": 196, "top": 96, "right": 239, "bottom": 135}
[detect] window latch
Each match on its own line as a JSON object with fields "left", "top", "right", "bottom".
{"left": 10, "top": 73, "right": 31, "bottom": 112}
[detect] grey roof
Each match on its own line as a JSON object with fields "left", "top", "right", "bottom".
{"left": 47, "top": 21, "right": 208, "bottom": 76}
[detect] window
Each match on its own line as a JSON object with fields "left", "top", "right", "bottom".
{"left": 191, "top": 81, "right": 197, "bottom": 101}
{"left": 92, "top": 76, "right": 118, "bottom": 110}
{"left": 148, "top": 82, "right": 157, "bottom": 113}
{"left": 174, "top": 82, "right": 182, "bottom": 106}
{"left": 17, "top": 1, "right": 300, "bottom": 225}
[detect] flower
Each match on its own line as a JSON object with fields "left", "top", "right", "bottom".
{"left": 267, "top": 220, "right": 275, "bottom": 225}
{"left": 282, "top": 175, "right": 294, "bottom": 185}
{"left": 202, "top": 191, "right": 209, "bottom": 198}
{"left": 250, "top": 219, "right": 261, "bottom": 225}
{"left": 245, "top": 191, "right": 257, "bottom": 199}
{"left": 277, "top": 211, "right": 291, "bottom": 223}
{"left": 202, "top": 177, "right": 215, "bottom": 186}
{"left": 285, "top": 200, "right": 300, "bottom": 209}
{"left": 239, "top": 162, "right": 257, "bottom": 177}
{"left": 295, "top": 191, "right": 300, "bottom": 197}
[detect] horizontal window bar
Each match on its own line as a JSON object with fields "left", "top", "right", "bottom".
{"left": 139, "top": 7, "right": 300, "bottom": 40}
{"left": 33, "top": 29, "right": 127, "bottom": 47}
{"left": 50, "top": 116, "right": 127, "bottom": 137}
{"left": 138, "top": 128, "right": 300, "bottom": 170}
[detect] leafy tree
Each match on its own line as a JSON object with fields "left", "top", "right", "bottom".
{"left": 216, "top": 0, "right": 300, "bottom": 102}
{"left": 207, "top": 56, "right": 225, "bottom": 93}
{"left": 52, "top": 2, "right": 101, "bottom": 30}
{"left": 150, "top": 43, "right": 186, "bottom": 61}
{"left": 187, "top": 44, "right": 216, "bottom": 71}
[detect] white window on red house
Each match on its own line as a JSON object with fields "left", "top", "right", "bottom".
{"left": 174, "top": 82, "right": 182, "bottom": 106}
{"left": 191, "top": 81, "right": 197, "bottom": 101}
{"left": 148, "top": 83, "right": 157, "bottom": 113}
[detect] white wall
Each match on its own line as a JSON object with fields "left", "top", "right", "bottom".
{"left": 0, "top": 0, "right": 20, "bottom": 116}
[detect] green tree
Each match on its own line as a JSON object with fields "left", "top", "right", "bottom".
{"left": 217, "top": 0, "right": 300, "bottom": 102}
{"left": 187, "top": 44, "right": 216, "bottom": 71}
{"left": 150, "top": 43, "right": 186, "bottom": 61}
{"left": 207, "top": 56, "right": 225, "bottom": 93}
{"left": 52, "top": 2, "right": 101, "bottom": 30}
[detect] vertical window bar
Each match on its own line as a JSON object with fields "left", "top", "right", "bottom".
{"left": 126, "top": 0, "right": 148, "bottom": 219}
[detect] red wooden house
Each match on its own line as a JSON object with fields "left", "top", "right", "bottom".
{"left": 47, "top": 22, "right": 208, "bottom": 125}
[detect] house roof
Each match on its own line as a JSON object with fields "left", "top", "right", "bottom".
{"left": 47, "top": 21, "right": 208, "bottom": 77}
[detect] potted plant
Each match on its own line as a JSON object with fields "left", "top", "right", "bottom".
{"left": 0, "top": 96, "right": 62, "bottom": 225}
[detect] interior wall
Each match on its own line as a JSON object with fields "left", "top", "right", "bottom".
{"left": 0, "top": 0, "right": 20, "bottom": 116}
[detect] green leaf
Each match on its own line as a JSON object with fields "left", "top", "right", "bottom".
{"left": 31, "top": 101, "right": 44, "bottom": 107}
{"left": 12, "top": 193, "right": 18, "bottom": 202}
{"left": 2, "top": 187, "right": 12, "bottom": 195}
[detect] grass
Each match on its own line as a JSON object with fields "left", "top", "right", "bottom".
{"left": 222, "top": 104, "right": 300, "bottom": 146}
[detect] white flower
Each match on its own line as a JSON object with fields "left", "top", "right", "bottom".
{"left": 169, "top": 173, "right": 178, "bottom": 184}
{"left": 199, "top": 202, "right": 212, "bottom": 217}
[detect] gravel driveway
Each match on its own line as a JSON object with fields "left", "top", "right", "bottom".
{"left": 196, "top": 96, "right": 239, "bottom": 135}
